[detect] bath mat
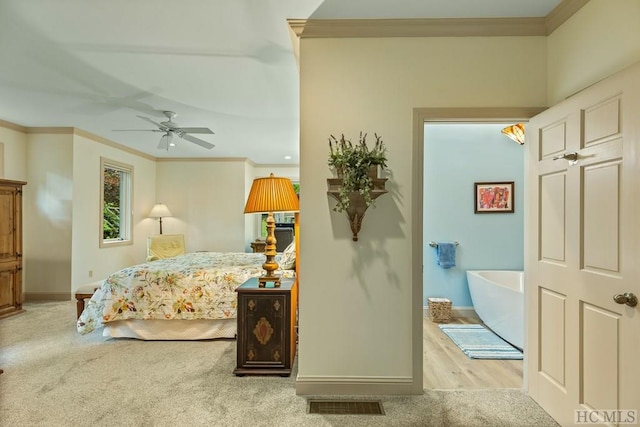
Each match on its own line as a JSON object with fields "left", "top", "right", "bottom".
{"left": 438, "top": 324, "right": 523, "bottom": 360}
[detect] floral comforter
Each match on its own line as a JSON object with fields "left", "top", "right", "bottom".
{"left": 77, "top": 252, "right": 293, "bottom": 335}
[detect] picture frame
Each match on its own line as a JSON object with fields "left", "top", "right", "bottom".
{"left": 474, "top": 181, "right": 514, "bottom": 213}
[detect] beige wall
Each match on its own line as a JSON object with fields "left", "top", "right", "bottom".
{"left": 296, "top": 1, "right": 640, "bottom": 395}
{"left": 297, "top": 36, "right": 547, "bottom": 394}
{"left": 19, "top": 129, "right": 157, "bottom": 298}
{"left": 547, "top": 0, "right": 640, "bottom": 104}
{"left": 155, "top": 160, "right": 249, "bottom": 253}
{"left": 0, "top": 123, "right": 27, "bottom": 181}
{"left": 23, "top": 132, "right": 74, "bottom": 298}
{"left": 253, "top": 164, "right": 299, "bottom": 181}
{"left": 71, "top": 133, "right": 157, "bottom": 291}
{"left": 244, "top": 162, "right": 256, "bottom": 249}
{"left": 153, "top": 161, "right": 300, "bottom": 254}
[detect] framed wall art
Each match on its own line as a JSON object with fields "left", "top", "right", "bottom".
{"left": 474, "top": 181, "right": 514, "bottom": 213}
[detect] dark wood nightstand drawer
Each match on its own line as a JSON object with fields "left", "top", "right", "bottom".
{"left": 234, "top": 277, "right": 297, "bottom": 376}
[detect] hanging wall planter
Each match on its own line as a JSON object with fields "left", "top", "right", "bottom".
{"left": 327, "top": 133, "right": 388, "bottom": 241}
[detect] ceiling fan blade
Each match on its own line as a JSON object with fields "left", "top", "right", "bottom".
{"left": 137, "top": 115, "right": 169, "bottom": 130}
{"left": 175, "top": 127, "right": 214, "bottom": 134}
{"left": 181, "top": 133, "right": 215, "bottom": 149}
{"left": 112, "top": 129, "right": 162, "bottom": 132}
{"left": 158, "top": 133, "right": 172, "bottom": 150}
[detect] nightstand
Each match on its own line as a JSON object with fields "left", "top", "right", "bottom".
{"left": 233, "top": 277, "right": 297, "bottom": 376}
{"left": 250, "top": 240, "right": 266, "bottom": 253}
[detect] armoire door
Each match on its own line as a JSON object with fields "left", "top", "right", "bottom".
{"left": 0, "top": 184, "right": 18, "bottom": 262}
{"left": 0, "top": 179, "right": 24, "bottom": 318}
{"left": 526, "top": 64, "right": 640, "bottom": 425}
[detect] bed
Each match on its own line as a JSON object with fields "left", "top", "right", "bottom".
{"left": 77, "top": 250, "right": 295, "bottom": 340}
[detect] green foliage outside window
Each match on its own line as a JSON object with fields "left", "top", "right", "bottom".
{"left": 103, "top": 168, "right": 121, "bottom": 240}
{"left": 103, "top": 202, "right": 120, "bottom": 239}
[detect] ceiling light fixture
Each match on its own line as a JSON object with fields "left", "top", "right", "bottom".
{"left": 501, "top": 123, "right": 525, "bottom": 145}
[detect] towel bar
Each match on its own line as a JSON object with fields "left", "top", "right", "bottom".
{"left": 428, "top": 241, "right": 459, "bottom": 248}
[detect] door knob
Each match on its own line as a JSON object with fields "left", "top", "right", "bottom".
{"left": 552, "top": 152, "right": 579, "bottom": 164}
{"left": 613, "top": 292, "right": 638, "bottom": 307}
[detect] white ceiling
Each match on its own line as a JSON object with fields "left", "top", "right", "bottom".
{"left": 0, "top": 0, "right": 561, "bottom": 164}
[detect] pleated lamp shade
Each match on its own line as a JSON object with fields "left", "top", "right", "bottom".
{"left": 501, "top": 123, "right": 525, "bottom": 145}
{"left": 244, "top": 173, "right": 298, "bottom": 287}
{"left": 244, "top": 173, "right": 299, "bottom": 214}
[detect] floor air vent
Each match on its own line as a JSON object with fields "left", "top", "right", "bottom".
{"left": 307, "top": 399, "right": 385, "bottom": 415}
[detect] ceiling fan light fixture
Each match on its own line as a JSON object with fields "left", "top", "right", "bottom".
{"left": 158, "top": 132, "right": 173, "bottom": 150}
{"left": 162, "top": 110, "right": 177, "bottom": 122}
{"left": 113, "top": 111, "right": 215, "bottom": 151}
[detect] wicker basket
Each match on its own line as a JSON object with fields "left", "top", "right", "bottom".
{"left": 428, "top": 297, "right": 452, "bottom": 323}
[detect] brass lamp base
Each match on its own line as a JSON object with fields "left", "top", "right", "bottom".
{"left": 259, "top": 211, "right": 281, "bottom": 287}
{"left": 258, "top": 276, "right": 281, "bottom": 287}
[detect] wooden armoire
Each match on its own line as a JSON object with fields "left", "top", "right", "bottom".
{"left": 0, "top": 179, "right": 26, "bottom": 319}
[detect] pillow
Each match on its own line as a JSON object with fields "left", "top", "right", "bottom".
{"left": 278, "top": 241, "right": 296, "bottom": 270}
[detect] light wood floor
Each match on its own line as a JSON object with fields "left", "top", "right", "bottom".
{"left": 423, "top": 316, "right": 523, "bottom": 389}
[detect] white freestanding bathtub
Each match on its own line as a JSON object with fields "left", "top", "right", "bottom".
{"left": 466, "top": 270, "right": 524, "bottom": 350}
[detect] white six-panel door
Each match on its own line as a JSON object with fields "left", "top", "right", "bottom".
{"left": 526, "top": 63, "right": 640, "bottom": 426}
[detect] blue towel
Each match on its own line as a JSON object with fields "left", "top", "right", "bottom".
{"left": 436, "top": 243, "right": 456, "bottom": 269}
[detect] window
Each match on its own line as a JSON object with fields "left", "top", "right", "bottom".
{"left": 100, "top": 158, "right": 133, "bottom": 247}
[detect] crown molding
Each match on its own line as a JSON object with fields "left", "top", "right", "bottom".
{"left": 415, "top": 107, "right": 547, "bottom": 122}
{"left": 287, "top": 19, "right": 306, "bottom": 37}
{"left": 546, "top": 0, "right": 590, "bottom": 34}
{"left": 26, "top": 127, "right": 76, "bottom": 134}
{"left": 289, "top": 0, "right": 590, "bottom": 39}
{"left": 296, "top": 17, "right": 547, "bottom": 38}
{"left": 29, "top": 128, "right": 266, "bottom": 163}
{"left": 155, "top": 157, "right": 250, "bottom": 163}
{"left": 0, "top": 119, "right": 27, "bottom": 133}
{"left": 72, "top": 128, "right": 156, "bottom": 161}
{"left": 0, "top": 120, "right": 294, "bottom": 165}
{"left": 253, "top": 163, "right": 300, "bottom": 169}
{"left": 26, "top": 127, "right": 156, "bottom": 161}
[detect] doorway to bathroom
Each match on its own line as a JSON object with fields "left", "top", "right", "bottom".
{"left": 422, "top": 122, "right": 525, "bottom": 389}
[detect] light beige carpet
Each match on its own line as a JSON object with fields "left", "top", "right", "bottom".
{"left": 0, "top": 302, "right": 559, "bottom": 426}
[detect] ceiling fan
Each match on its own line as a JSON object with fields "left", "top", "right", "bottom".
{"left": 114, "top": 111, "right": 215, "bottom": 150}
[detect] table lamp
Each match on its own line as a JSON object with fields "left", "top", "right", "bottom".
{"left": 148, "top": 203, "right": 172, "bottom": 234}
{"left": 244, "top": 173, "right": 299, "bottom": 287}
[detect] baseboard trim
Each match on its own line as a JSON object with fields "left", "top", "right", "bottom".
{"left": 423, "top": 305, "right": 479, "bottom": 320}
{"left": 295, "top": 375, "right": 420, "bottom": 395}
{"left": 24, "top": 292, "right": 70, "bottom": 302}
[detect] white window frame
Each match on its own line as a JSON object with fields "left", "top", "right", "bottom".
{"left": 100, "top": 157, "right": 133, "bottom": 248}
